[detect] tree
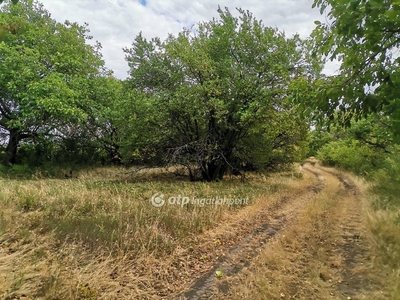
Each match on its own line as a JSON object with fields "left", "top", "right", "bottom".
{"left": 0, "top": 0, "right": 19, "bottom": 4}
{"left": 0, "top": 0, "right": 106, "bottom": 165}
{"left": 123, "top": 7, "right": 316, "bottom": 181}
{"left": 308, "top": 0, "right": 400, "bottom": 136}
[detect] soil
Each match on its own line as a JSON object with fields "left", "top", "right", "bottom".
{"left": 173, "top": 161, "right": 383, "bottom": 300}
{"left": 0, "top": 161, "right": 384, "bottom": 299}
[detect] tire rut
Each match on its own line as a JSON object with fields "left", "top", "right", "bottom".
{"left": 313, "top": 164, "right": 379, "bottom": 298}
{"left": 176, "top": 167, "right": 325, "bottom": 300}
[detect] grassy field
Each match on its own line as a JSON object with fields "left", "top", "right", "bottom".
{"left": 366, "top": 191, "right": 400, "bottom": 299}
{"left": 0, "top": 166, "right": 299, "bottom": 299}
{"left": 0, "top": 163, "right": 398, "bottom": 299}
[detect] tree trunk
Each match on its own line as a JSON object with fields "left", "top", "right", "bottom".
{"left": 2, "top": 129, "right": 21, "bottom": 166}
{"left": 201, "top": 161, "right": 228, "bottom": 181}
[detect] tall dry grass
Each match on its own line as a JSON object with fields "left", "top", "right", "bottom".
{"left": 0, "top": 166, "right": 301, "bottom": 299}
{"left": 225, "top": 167, "right": 387, "bottom": 299}
{"left": 366, "top": 196, "right": 400, "bottom": 299}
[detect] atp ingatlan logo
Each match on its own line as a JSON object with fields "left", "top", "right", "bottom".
{"left": 150, "top": 193, "right": 165, "bottom": 207}
{"left": 150, "top": 193, "right": 249, "bottom": 208}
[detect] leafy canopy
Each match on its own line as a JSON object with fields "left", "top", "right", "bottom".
{"left": 0, "top": 0, "right": 19, "bottom": 4}
{"left": 123, "top": 7, "right": 317, "bottom": 180}
{"left": 309, "top": 0, "right": 400, "bottom": 135}
{"left": 0, "top": 0, "right": 107, "bottom": 164}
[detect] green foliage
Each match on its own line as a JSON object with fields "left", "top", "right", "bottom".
{"left": 111, "top": 88, "right": 161, "bottom": 165}
{"left": 0, "top": 0, "right": 109, "bottom": 165}
{"left": 318, "top": 139, "right": 384, "bottom": 175}
{"left": 308, "top": 0, "right": 400, "bottom": 136}
{"left": 241, "top": 106, "right": 310, "bottom": 170}
{"left": 122, "top": 7, "right": 316, "bottom": 180}
{"left": 0, "top": 0, "right": 19, "bottom": 4}
{"left": 370, "top": 149, "right": 400, "bottom": 208}
{"left": 4, "top": 164, "right": 34, "bottom": 178}
{"left": 307, "top": 126, "right": 332, "bottom": 156}
{"left": 314, "top": 114, "right": 393, "bottom": 175}
{"left": 311, "top": 114, "right": 399, "bottom": 209}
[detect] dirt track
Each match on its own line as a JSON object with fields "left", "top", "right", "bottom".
{"left": 0, "top": 162, "right": 385, "bottom": 299}
{"left": 175, "top": 161, "right": 384, "bottom": 299}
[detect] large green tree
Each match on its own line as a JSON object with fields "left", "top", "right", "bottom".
{"left": 0, "top": 0, "right": 106, "bottom": 165}
{"left": 0, "top": 0, "right": 18, "bottom": 4}
{"left": 308, "top": 0, "right": 400, "bottom": 136}
{"left": 123, "top": 7, "right": 317, "bottom": 181}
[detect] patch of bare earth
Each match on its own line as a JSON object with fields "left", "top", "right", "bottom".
{"left": 176, "top": 162, "right": 385, "bottom": 299}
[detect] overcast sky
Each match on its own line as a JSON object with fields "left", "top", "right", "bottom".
{"left": 38, "top": 0, "right": 338, "bottom": 79}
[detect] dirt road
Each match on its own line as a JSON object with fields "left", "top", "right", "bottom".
{"left": 175, "top": 161, "right": 385, "bottom": 299}
{"left": 0, "top": 161, "right": 386, "bottom": 299}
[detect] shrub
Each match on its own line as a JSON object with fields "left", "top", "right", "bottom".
{"left": 370, "top": 150, "right": 400, "bottom": 208}
{"left": 317, "top": 139, "right": 384, "bottom": 175}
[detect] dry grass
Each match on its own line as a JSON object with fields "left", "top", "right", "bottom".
{"left": 224, "top": 169, "right": 342, "bottom": 299}
{"left": 0, "top": 166, "right": 302, "bottom": 299}
{"left": 223, "top": 165, "right": 386, "bottom": 300}
{"left": 365, "top": 198, "right": 400, "bottom": 299}
{"left": 1, "top": 164, "right": 394, "bottom": 299}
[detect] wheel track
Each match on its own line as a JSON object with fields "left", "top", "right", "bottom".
{"left": 175, "top": 165, "right": 325, "bottom": 300}
{"left": 312, "top": 164, "right": 381, "bottom": 298}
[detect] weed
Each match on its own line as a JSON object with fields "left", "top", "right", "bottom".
{"left": 0, "top": 166, "right": 305, "bottom": 298}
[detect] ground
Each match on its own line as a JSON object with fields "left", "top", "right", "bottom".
{"left": 0, "top": 160, "right": 387, "bottom": 299}
{"left": 176, "top": 160, "right": 385, "bottom": 299}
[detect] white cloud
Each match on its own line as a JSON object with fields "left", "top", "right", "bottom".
{"left": 38, "top": 0, "right": 327, "bottom": 79}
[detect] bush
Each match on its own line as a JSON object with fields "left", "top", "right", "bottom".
{"left": 318, "top": 140, "right": 399, "bottom": 208}
{"left": 370, "top": 150, "right": 400, "bottom": 208}
{"left": 6, "top": 164, "right": 34, "bottom": 178}
{"left": 317, "top": 139, "right": 385, "bottom": 175}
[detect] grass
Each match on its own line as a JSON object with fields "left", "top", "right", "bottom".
{"left": 0, "top": 166, "right": 299, "bottom": 299}
{"left": 366, "top": 193, "right": 400, "bottom": 299}
{"left": 2, "top": 178, "right": 236, "bottom": 254}
{"left": 361, "top": 153, "right": 400, "bottom": 300}
{"left": 1, "top": 163, "right": 396, "bottom": 299}
{"left": 224, "top": 165, "right": 387, "bottom": 299}
{"left": 315, "top": 147, "right": 400, "bottom": 299}
{"left": 226, "top": 169, "right": 343, "bottom": 299}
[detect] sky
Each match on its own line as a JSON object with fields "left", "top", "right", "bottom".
{"left": 37, "top": 0, "right": 339, "bottom": 79}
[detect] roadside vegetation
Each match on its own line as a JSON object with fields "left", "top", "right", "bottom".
{"left": 313, "top": 125, "right": 400, "bottom": 299}
{"left": 0, "top": 167, "right": 303, "bottom": 298}
{"left": 0, "top": 0, "right": 399, "bottom": 299}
